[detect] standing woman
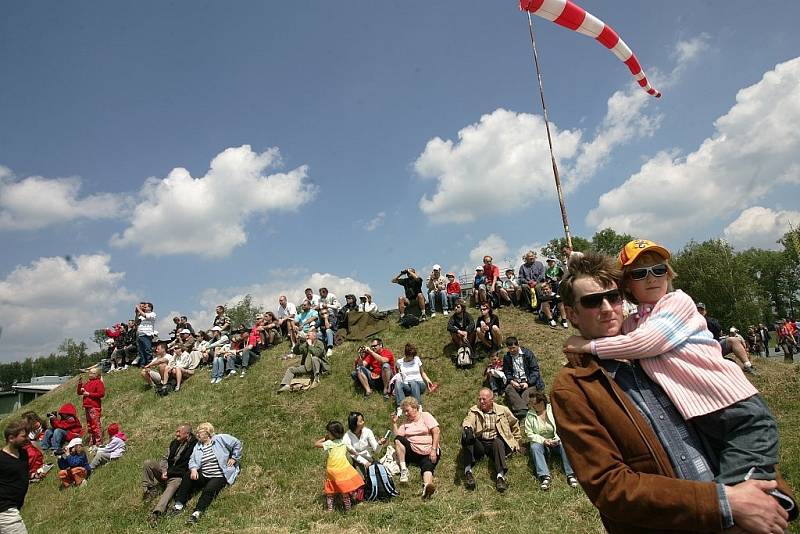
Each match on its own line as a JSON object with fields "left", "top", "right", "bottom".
{"left": 169, "top": 423, "right": 242, "bottom": 525}
{"left": 475, "top": 304, "right": 502, "bottom": 351}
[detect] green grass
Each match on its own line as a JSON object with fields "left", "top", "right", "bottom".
{"left": 4, "top": 307, "right": 799, "bottom": 533}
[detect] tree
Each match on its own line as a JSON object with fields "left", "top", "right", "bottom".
{"left": 541, "top": 235, "right": 591, "bottom": 258}
{"left": 590, "top": 228, "right": 634, "bottom": 257}
{"left": 92, "top": 329, "right": 108, "bottom": 350}
{"left": 227, "top": 294, "right": 263, "bottom": 330}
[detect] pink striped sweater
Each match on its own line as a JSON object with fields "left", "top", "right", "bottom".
{"left": 590, "top": 290, "right": 757, "bottom": 420}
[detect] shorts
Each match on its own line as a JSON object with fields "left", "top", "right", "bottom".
{"left": 351, "top": 365, "right": 385, "bottom": 390}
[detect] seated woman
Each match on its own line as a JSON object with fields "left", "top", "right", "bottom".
{"left": 262, "top": 311, "right": 283, "bottom": 347}
{"left": 21, "top": 411, "right": 50, "bottom": 481}
{"left": 447, "top": 299, "right": 475, "bottom": 350}
{"left": 475, "top": 303, "right": 502, "bottom": 350}
{"left": 343, "top": 412, "right": 387, "bottom": 474}
{"left": 393, "top": 343, "right": 435, "bottom": 416}
{"left": 390, "top": 398, "right": 440, "bottom": 499}
{"left": 524, "top": 392, "right": 577, "bottom": 491}
{"left": 169, "top": 422, "right": 242, "bottom": 525}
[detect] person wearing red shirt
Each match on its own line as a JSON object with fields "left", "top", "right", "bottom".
{"left": 445, "top": 273, "right": 462, "bottom": 311}
{"left": 478, "top": 256, "right": 501, "bottom": 307}
{"left": 77, "top": 368, "right": 105, "bottom": 446}
{"left": 351, "top": 339, "right": 395, "bottom": 398}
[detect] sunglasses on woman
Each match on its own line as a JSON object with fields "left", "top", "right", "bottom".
{"left": 629, "top": 263, "right": 668, "bottom": 281}
{"left": 579, "top": 289, "right": 622, "bottom": 309}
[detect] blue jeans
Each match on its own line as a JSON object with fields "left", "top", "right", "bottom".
{"left": 41, "top": 428, "right": 67, "bottom": 450}
{"left": 137, "top": 334, "right": 153, "bottom": 366}
{"left": 394, "top": 380, "right": 427, "bottom": 406}
{"left": 530, "top": 442, "right": 574, "bottom": 479}
{"left": 212, "top": 356, "right": 227, "bottom": 379}
{"left": 322, "top": 328, "right": 334, "bottom": 348}
{"left": 428, "top": 290, "right": 448, "bottom": 312}
{"left": 446, "top": 293, "right": 460, "bottom": 310}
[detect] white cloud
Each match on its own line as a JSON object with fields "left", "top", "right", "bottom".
{"left": 415, "top": 109, "right": 583, "bottom": 223}
{"left": 365, "top": 212, "right": 385, "bottom": 231}
{"left": 587, "top": 57, "right": 800, "bottom": 240}
{"left": 673, "top": 33, "right": 711, "bottom": 64}
{"left": 111, "top": 145, "right": 317, "bottom": 257}
{"left": 723, "top": 206, "right": 800, "bottom": 250}
{"left": 0, "top": 166, "right": 126, "bottom": 231}
{"left": 0, "top": 254, "right": 136, "bottom": 362}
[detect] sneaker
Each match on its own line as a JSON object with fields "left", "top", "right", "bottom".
{"left": 277, "top": 384, "right": 291, "bottom": 393}
{"left": 443, "top": 310, "right": 449, "bottom": 316}
{"left": 463, "top": 470, "right": 476, "bottom": 490}
{"left": 131, "top": 358, "right": 140, "bottom": 366}
{"left": 422, "top": 481, "right": 436, "bottom": 499}
{"left": 420, "top": 314, "right": 428, "bottom": 321}
{"left": 562, "top": 320, "right": 569, "bottom": 329}
{"left": 743, "top": 365, "right": 757, "bottom": 374}
{"left": 121, "top": 365, "right": 129, "bottom": 371}
{"left": 396, "top": 407, "right": 403, "bottom": 417}
{"left": 326, "top": 348, "right": 333, "bottom": 358}
{"left": 186, "top": 511, "right": 201, "bottom": 525}
{"left": 495, "top": 475, "right": 507, "bottom": 493}
{"left": 567, "top": 475, "right": 579, "bottom": 488}
{"left": 549, "top": 319, "right": 557, "bottom": 329}
{"left": 239, "top": 370, "right": 246, "bottom": 378}
{"left": 399, "top": 468, "right": 409, "bottom": 483}
{"left": 539, "top": 475, "right": 551, "bottom": 491}
{"left": 40, "top": 463, "right": 53, "bottom": 476}
{"left": 430, "top": 312, "right": 437, "bottom": 318}
{"left": 78, "top": 479, "right": 88, "bottom": 488}
{"left": 174, "top": 384, "right": 180, "bottom": 392}
{"left": 167, "top": 504, "right": 184, "bottom": 517}
{"left": 228, "top": 369, "right": 237, "bottom": 376}
{"left": 210, "top": 377, "right": 216, "bottom": 384}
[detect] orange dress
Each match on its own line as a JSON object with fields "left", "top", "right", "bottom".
{"left": 322, "top": 439, "right": 364, "bottom": 496}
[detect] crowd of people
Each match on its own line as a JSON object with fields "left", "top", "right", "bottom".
{"left": 1, "top": 239, "right": 798, "bottom": 532}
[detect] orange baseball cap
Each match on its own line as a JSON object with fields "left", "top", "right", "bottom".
{"left": 618, "top": 239, "right": 671, "bottom": 266}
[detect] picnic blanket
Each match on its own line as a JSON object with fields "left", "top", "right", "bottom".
{"left": 340, "top": 311, "right": 390, "bottom": 341}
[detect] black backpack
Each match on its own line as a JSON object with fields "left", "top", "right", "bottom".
{"left": 363, "top": 462, "right": 399, "bottom": 501}
{"left": 399, "top": 314, "right": 420, "bottom": 328}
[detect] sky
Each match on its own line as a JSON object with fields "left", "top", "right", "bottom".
{"left": 1, "top": 1, "right": 799, "bottom": 362}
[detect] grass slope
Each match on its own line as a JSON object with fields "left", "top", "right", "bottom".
{"left": 4, "top": 307, "right": 799, "bottom": 533}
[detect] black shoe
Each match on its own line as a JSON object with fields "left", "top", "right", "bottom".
{"left": 464, "top": 470, "right": 476, "bottom": 490}
{"left": 496, "top": 475, "right": 508, "bottom": 493}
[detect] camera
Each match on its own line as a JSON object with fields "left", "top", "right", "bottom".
{"left": 358, "top": 346, "right": 368, "bottom": 356}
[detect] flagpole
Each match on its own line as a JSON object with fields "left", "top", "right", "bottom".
{"left": 526, "top": 12, "right": 573, "bottom": 249}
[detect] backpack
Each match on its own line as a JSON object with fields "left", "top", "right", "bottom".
{"left": 456, "top": 346, "right": 473, "bottom": 368}
{"left": 399, "top": 314, "right": 420, "bottom": 328}
{"left": 363, "top": 462, "right": 399, "bottom": 501}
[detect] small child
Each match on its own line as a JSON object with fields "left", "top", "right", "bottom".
{"left": 314, "top": 421, "right": 364, "bottom": 512}
{"left": 77, "top": 368, "right": 105, "bottom": 446}
{"left": 445, "top": 273, "right": 462, "bottom": 311}
{"left": 57, "top": 438, "right": 92, "bottom": 489}
{"left": 483, "top": 351, "right": 506, "bottom": 395}
{"left": 89, "top": 423, "right": 128, "bottom": 469}
{"left": 564, "top": 239, "right": 779, "bottom": 487}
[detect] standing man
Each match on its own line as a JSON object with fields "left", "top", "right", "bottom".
{"left": 392, "top": 268, "right": 427, "bottom": 321}
{"left": 0, "top": 420, "right": 29, "bottom": 534}
{"left": 518, "top": 251, "right": 545, "bottom": 311}
{"left": 143, "top": 423, "right": 198, "bottom": 526}
{"left": 501, "top": 336, "right": 545, "bottom": 419}
{"left": 555, "top": 252, "right": 794, "bottom": 533}
{"left": 460, "top": 388, "right": 521, "bottom": 493}
{"left": 135, "top": 302, "right": 157, "bottom": 367}
{"left": 212, "top": 306, "right": 231, "bottom": 337}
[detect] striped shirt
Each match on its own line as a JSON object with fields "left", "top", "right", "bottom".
{"left": 199, "top": 444, "right": 224, "bottom": 478}
{"left": 590, "top": 290, "right": 757, "bottom": 420}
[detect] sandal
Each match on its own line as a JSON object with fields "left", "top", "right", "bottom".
{"left": 539, "top": 475, "right": 551, "bottom": 491}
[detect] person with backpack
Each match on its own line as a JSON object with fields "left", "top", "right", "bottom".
{"left": 447, "top": 299, "right": 475, "bottom": 367}
{"left": 342, "top": 412, "right": 398, "bottom": 502}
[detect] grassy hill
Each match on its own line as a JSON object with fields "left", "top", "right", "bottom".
{"left": 4, "top": 307, "right": 799, "bottom": 533}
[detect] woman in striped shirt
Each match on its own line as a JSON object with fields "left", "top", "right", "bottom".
{"left": 169, "top": 422, "right": 242, "bottom": 525}
{"left": 564, "top": 239, "right": 779, "bottom": 487}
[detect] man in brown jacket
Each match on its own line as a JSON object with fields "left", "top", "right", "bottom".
{"left": 554, "top": 252, "right": 795, "bottom": 534}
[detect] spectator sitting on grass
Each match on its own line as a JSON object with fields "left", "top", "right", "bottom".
{"left": 393, "top": 343, "right": 435, "bottom": 416}
{"left": 359, "top": 294, "right": 378, "bottom": 313}
{"left": 392, "top": 268, "right": 427, "bottom": 321}
{"left": 447, "top": 299, "right": 475, "bottom": 350}
{"left": 351, "top": 338, "right": 395, "bottom": 399}
{"left": 391, "top": 397, "right": 440, "bottom": 498}
{"left": 57, "top": 437, "right": 91, "bottom": 489}
{"left": 481, "top": 256, "right": 501, "bottom": 307}
{"left": 524, "top": 392, "right": 577, "bottom": 491}
{"left": 212, "top": 305, "right": 231, "bottom": 336}
{"left": 261, "top": 311, "right": 282, "bottom": 348}
{"left": 41, "top": 403, "right": 83, "bottom": 454}
{"left": 317, "top": 303, "right": 337, "bottom": 358}
{"left": 295, "top": 300, "right": 320, "bottom": 334}
{"left": 141, "top": 341, "right": 171, "bottom": 390}
{"left": 539, "top": 281, "right": 569, "bottom": 329}
{"left": 498, "top": 268, "right": 521, "bottom": 306}
{"left": 544, "top": 255, "right": 565, "bottom": 292}
{"left": 303, "top": 288, "right": 321, "bottom": 309}
{"left": 20, "top": 411, "right": 48, "bottom": 482}
{"left": 318, "top": 287, "right": 341, "bottom": 310}
{"left": 483, "top": 351, "right": 505, "bottom": 396}
{"left": 89, "top": 423, "right": 127, "bottom": 470}
{"left": 343, "top": 412, "right": 387, "bottom": 474}
{"left": 476, "top": 303, "right": 502, "bottom": 351}
{"left": 518, "top": 251, "right": 545, "bottom": 310}
{"left": 473, "top": 266, "right": 488, "bottom": 307}
{"left": 502, "top": 336, "right": 545, "bottom": 420}
{"left": 278, "top": 330, "right": 326, "bottom": 392}
{"left": 427, "top": 265, "right": 449, "bottom": 317}
{"left": 445, "top": 273, "right": 461, "bottom": 311}
{"left": 162, "top": 347, "right": 194, "bottom": 392}
{"left": 276, "top": 295, "right": 298, "bottom": 347}
{"left": 143, "top": 423, "right": 197, "bottom": 526}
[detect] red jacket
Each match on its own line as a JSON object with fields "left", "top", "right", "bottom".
{"left": 50, "top": 403, "right": 83, "bottom": 440}
{"left": 78, "top": 377, "right": 105, "bottom": 409}
{"left": 446, "top": 281, "right": 461, "bottom": 295}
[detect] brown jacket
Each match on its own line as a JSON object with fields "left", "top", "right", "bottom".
{"left": 551, "top": 355, "right": 795, "bottom": 533}
{"left": 462, "top": 403, "right": 521, "bottom": 452}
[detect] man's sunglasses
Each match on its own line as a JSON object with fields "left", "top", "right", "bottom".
{"left": 579, "top": 289, "right": 622, "bottom": 309}
{"left": 629, "top": 263, "right": 668, "bottom": 281}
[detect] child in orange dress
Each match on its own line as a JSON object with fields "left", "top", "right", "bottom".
{"left": 314, "top": 421, "right": 364, "bottom": 511}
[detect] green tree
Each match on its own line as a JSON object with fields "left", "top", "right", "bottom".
{"left": 541, "top": 235, "right": 591, "bottom": 258}
{"left": 227, "top": 294, "right": 263, "bottom": 330}
{"left": 590, "top": 228, "right": 634, "bottom": 257}
{"left": 92, "top": 329, "right": 108, "bottom": 349}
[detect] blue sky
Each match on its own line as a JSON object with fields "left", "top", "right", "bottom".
{"left": 1, "top": 1, "right": 799, "bottom": 362}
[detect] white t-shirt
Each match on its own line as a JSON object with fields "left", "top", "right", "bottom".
{"left": 137, "top": 311, "right": 156, "bottom": 336}
{"left": 276, "top": 302, "right": 297, "bottom": 320}
{"left": 360, "top": 302, "right": 378, "bottom": 313}
{"left": 397, "top": 356, "right": 424, "bottom": 384}
{"left": 343, "top": 428, "right": 379, "bottom": 466}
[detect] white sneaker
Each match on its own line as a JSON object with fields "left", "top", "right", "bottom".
{"left": 210, "top": 377, "right": 216, "bottom": 384}
{"left": 228, "top": 369, "right": 237, "bottom": 376}
{"left": 239, "top": 370, "right": 246, "bottom": 378}
{"left": 121, "top": 365, "right": 129, "bottom": 371}
{"left": 326, "top": 348, "right": 333, "bottom": 357}
{"left": 443, "top": 310, "right": 449, "bottom": 316}
{"left": 399, "top": 469, "right": 409, "bottom": 483}
{"left": 431, "top": 312, "right": 437, "bottom": 318}
{"left": 549, "top": 319, "right": 557, "bottom": 328}
{"left": 562, "top": 320, "right": 569, "bottom": 329}
{"left": 174, "top": 384, "right": 180, "bottom": 392}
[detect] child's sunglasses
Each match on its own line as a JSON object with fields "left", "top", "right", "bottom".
{"left": 579, "top": 289, "right": 622, "bottom": 309}
{"left": 629, "top": 263, "right": 668, "bottom": 281}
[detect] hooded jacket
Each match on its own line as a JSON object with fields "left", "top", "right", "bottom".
{"left": 50, "top": 403, "right": 83, "bottom": 440}
{"left": 78, "top": 376, "right": 105, "bottom": 409}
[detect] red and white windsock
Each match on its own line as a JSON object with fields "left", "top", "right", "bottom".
{"left": 520, "top": 0, "right": 661, "bottom": 98}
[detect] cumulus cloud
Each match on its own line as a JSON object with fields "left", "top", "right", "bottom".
{"left": 587, "top": 57, "right": 800, "bottom": 240}
{"left": 365, "top": 212, "right": 385, "bottom": 231}
{"left": 0, "top": 254, "right": 136, "bottom": 362}
{"left": 0, "top": 166, "right": 126, "bottom": 231}
{"left": 111, "top": 145, "right": 317, "bottom": 257}
{"left": 723, "top": 206, "right": 800, "bottom": 250}
{"left": 673, "top": 33, "right": 711, "bottom": 64}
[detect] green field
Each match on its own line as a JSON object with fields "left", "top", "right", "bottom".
{"left": 4, "top": 307, "right": 799, "bottom": 533}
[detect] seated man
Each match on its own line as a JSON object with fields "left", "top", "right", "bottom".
{"left": 461, "top": 387, "right": 521, "bottom": 493}
{"left": 143, "top": 423, "right": 198, "bottom": 526}
{"left": 358, "top": 294, "right": 378, "bottom": 312}
{"left": 41, "top": 403, "right": 83, "bottom": 453}
{"left": 316, "top": 303, "right": 337, "bottom": 358}
{"left": 498, "top": 268, "right": 521, "bottom": 306}
{"left": 481, "top": 256, "right": 502, "bottom": 306}
{"left": 351, "top": 338, "right": 395, "bottom": 398}
{"left": 518, "top": 250, "right": 545, "bottom": 310}
{"left": 276, "top": 296, "right": 298, "bottom": 347}
{"left": 169, "top": 329, "right": 195, "bottom": 356}
{"left": 212, "top": 305, "right": 231, "bottom": 337}
{"left": 426, "top": 265, "right": 449, "bottom": 317}
{"left": 554, "top": 251, "right": 796, "bottom": 532}
{"left": 294, "top": 300, "right": 319, "bottom": 335}
{"left": 141, "top": 341, "right": 172, "bottom": 390}
{"left": 161, "top": 348, "right": 194, "bottom": 392}
{"left": 472, "top": 267, "right": 487, "bottom": 307}
{"left": 318, "top": 287, "right": 340, "bottom": 311}
{"left": 277, "top": 330, "right": 326, "bottom": 392}
{"left": 303, "top": 288, "right": 321, "bottom": 309}
{"left": 538, "top": 281, "right": 569, "bottom": 329}
{"left": 501, "top": 336, "right": 545, "bottom": 419}
{"left": 392, "top": 268, "right": 427, "bottom": 320}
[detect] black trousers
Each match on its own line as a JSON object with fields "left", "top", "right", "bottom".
{"left": 175, "top": 473, "right": 227, "bottom": 513}
{"left": 461, "top": 429, "right": 511, "bottom": 475}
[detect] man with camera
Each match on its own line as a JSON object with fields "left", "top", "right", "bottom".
{"left": 134, "top": 302, "right": 157, "bottom": 367}
{"left": 351, "top": 339, "right": 395, "bottom": 398}
{"left": 277, "top": 329, "right": 326, "bottom": 392}
{"left": 392, "top": 268, "right": 427, "bottom": 321}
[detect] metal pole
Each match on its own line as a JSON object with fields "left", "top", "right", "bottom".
{"left": 527, "top": 12, "right": 573, "bottom": 249}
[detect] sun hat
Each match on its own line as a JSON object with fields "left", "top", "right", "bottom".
{"left": 618, "top": 239, "right": 671, "bottom": 267}
{"left": 66, "top": 437, "right": 83, "bottom": 451}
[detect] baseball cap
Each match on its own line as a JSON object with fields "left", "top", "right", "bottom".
{"left": 729, "top": 327, "right": 738, "bottom": 333}
{"left": 432, "top": 264, "right": 441, "bottom": 271}
{"left": 475, "top": 266, "right": 484, "bottom": 271}
{"left": 618, "top": 239, "right": 671, "bottom": 267}
{"left": 546, "top": 255, "right": 557, "bottom": 262}
{"left": 179, "top": 329, "right": 191, "bottom": 334}
{"left": 446, "top": 272, "right": 455, "bottom": 278}
{"left": 211, "top": 326, "right": 222, "bottom": 331}
{"left": 696, "top": 302, "right": 706, "bottom": 309}
{"left": 67, "top": 437, "right": 83, "bottom": 451}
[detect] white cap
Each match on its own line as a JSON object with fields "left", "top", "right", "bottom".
{"left": 179, "top": 329, "right": 191, "bottom": 334}
{"left": 211, "top": 326, "right": 222, "bottom": 331}
{"left": 432, "top": 264, "right": 441, "bottom": 271}
{"left": 729, "top": 327, "right": 738, "bottom": 333}
{"left": 67, "top": 437, "right": 83, "bottom": 450}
